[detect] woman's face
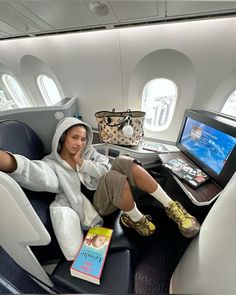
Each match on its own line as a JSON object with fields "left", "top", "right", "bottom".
{"left": 62, "top": 125, "right": 87, "bottom": 156}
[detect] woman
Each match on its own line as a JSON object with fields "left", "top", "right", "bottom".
{"left": 0, "top": 117, "right": 200, "bottom": 260}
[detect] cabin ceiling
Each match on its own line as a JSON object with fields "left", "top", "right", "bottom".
{"left": 0, "top": 0, "right": 236, "bottom": 40}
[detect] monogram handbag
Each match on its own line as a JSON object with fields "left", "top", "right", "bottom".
{"left": 95, "top": 109, "right": 146, "bottom": 146}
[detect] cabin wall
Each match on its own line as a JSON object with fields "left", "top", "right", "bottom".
{"left": 0, "top": 17, "right": 236, "bottom": 142}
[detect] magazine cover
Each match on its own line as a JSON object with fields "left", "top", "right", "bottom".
{"left": 70, "top": 227, "right": 113, "bottom": 285}
{"left": 164, "top": 158, "right": 210, "bottom": 188}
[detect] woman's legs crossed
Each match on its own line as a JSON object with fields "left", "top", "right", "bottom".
{"left": 110, "top": 156, "right": 200, "bottom": 238}
{"left": 93, "top": 169, "right": 156, "bottom": 236}
{"left": 111, "top": 155, "right": 172, "bottom": 207}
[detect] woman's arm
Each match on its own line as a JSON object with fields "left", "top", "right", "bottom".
{"left": 79, "top": 147, "right": 110, "bottom": 178}
{"left": 0, "top": 151, "right": 59, "bottom": 193}
{"left": 0, "top": 150, "right": 17, "bottom": 173}
{"left": 77, "top": 146, "right": 111, "bottom": 190}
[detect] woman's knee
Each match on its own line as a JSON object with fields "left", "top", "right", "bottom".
{"left": 104, "top": 170, "right": 130, "bottom": 193}
{"left": 104, "top": 170, "right": 122, "bottom": 183}
{"left": 112, "top": 155, "right": 133, "bottom": 171}
{"left": 111, "top": 156, "right": 137, "bottom": 186}
{"left": 131, "top": 160, "right": 143, "bottom": 176}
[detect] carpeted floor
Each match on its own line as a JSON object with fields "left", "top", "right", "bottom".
{"left": 132, "top": 205, "right": 191, "bottom": 294}
{"left": 0, "top": 247, "right": 49, "bottom": 294}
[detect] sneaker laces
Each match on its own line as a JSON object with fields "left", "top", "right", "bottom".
{"left": 140, "top": 214, "right": 156, "bottom": 231}
{"left": 141, "top": 214, "right": 152, "bottom": 224}
{"left": 169, "top": 203, "right": 192, "bottom": 227}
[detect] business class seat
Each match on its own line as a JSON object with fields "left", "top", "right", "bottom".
{"left": 169, "top": 172, "right": 236, "bottom": 294}
{"left": 0, "top": 119, "right": 134, "bottom": 293}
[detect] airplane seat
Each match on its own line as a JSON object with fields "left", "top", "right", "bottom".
{"left": 169, "top": 172, "right": 236, "bottom": 294}
{"left": 0, "top": 119, "right": 134, "bottom": 293}
{"left": 0, "top": 119, "right": 55, "bottom": 287}
{"left": 0, "top": 119, "right": 62, "bottom": 263}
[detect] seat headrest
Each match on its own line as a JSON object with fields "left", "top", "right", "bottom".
{"left": 0, "top": 120, "right": 44, "bottom": 160}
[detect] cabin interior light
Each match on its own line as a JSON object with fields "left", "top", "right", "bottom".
{"left": 89, "top": 1, "right": 109, "bottom": 16}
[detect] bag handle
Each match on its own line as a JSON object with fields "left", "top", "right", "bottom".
{"left": 105, "top": 109, "right": 132, "bottom": 128}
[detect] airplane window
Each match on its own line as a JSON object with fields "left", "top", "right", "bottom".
{"left": 37, "top": 75, "right": 62, "bottom": 106}
{"left": 221, "top": 90, "right": 236, "bottom": 118}
{"left": 141, "top": 78, "right": 178, "bottom": 131}
{"left": 2, "top": 74, "right": 30, "bottom": 107}
{"left": 0, "top": 89, "right": 17, "bottom": 111}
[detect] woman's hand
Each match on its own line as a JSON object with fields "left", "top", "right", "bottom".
{"left": 74, "top": 149, "right": 84, "bottom": 167}
{"left": 0, "top": 150, "right": 17, "bottom": 173}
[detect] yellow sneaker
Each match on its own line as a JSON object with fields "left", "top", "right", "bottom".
{"left": 120, "top": 213, "right": 156, "bottom": 236}
{"left": 165, "top": 201, "right": 200, "bottom": 238}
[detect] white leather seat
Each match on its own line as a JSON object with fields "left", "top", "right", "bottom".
{"left": 0, "top": 171, "right": 53, "bottom": 287}
{"left": 170, "top": 172, "right": 236, "bottom": 294}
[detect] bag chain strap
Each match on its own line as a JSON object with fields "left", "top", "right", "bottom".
{"left": 104, "top": 109, "right": 132, "bottom": 128}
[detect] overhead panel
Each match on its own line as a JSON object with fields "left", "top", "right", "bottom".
{"left": 24, "top": 0, "right": 100, "bottom": 30}
{"left": 83, "top": 1, "right": 166, "bottom": 28}
{"left": 82, "top": 1, "right": 118, "bottom": 27}
{"left": 0, "top": 1, "right": 236, "bottom": 40}
{"left": 0, "top": 20, "right": 27, "bottom": 35}
{"left": 0, "top": 3, "right": 30, "bottom": 36}
{"left": 5, "top": 1, "right": 55, "bottom": 33}
{"left": 109, "top": 0, "right": 159, "bottom": 21}
{"left": 167, "top": 1, "right": 236, "bottom": 17}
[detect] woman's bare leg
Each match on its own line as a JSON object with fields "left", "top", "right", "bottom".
{"left": 117, "top": 177, "right": 156, "bottom": 236}
{"left": 131, "top": 163, "right": 172, "bottom": 207}
{"left": 130, "top": 162, "right": 200, "bottom": 238}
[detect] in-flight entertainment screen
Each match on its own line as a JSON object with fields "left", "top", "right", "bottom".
{"left": 180, "top": 117, "right": 236, "bottom": 175}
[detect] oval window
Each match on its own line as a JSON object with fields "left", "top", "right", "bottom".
{"left": 37, "top": 75, "right": 62, "bottom": 105}
{"left": 2, "top": 74, "right": 30, "bottom": 107}
{"left": 0, "top": 89, "right": 18, "bottom": 110}
{"left": 141, "top": 78, "right": 178, "bottom": 131}
{"left": 221, "top": 90, "right": 236, "bottom": 118}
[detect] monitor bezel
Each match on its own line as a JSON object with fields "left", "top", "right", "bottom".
{"left": 176, "top": 109, "right": 236, "bottom": 188}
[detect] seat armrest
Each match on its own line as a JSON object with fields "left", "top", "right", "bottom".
{"left": 52, "top": 249, "right": 132, "bottom": 294}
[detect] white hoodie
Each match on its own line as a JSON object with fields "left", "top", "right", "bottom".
{"left": 9, "top": 117, "right": 111, "bottom": 260}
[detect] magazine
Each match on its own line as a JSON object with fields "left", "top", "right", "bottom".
{"left": 164, "top": 158, "right": 210, "bottom": 189}
{"left": 70, "top": 227, "right": 113, "bottom": 285}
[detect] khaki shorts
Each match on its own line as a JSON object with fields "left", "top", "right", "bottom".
{"left": 93, "top": 155, "right": 135, "bottom": 216}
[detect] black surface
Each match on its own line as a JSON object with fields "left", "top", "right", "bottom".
{"left": 52, "top": 250, "right": 132, "bottom": 294}
{"left": 0, "top": 247, "right": 49, "bottom": 294}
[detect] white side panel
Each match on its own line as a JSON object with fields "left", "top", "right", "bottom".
{"left": 0, "top": 172, "right": 52, "bottom": 287}
{"left": 170, "top": 172, "right": 236, "bottom": 294}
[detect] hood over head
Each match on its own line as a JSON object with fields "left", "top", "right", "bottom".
{"left": 50, "top": 117, "right": 93, "bottom": 159}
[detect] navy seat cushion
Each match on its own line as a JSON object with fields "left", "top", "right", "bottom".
{"left": 0, "top": 120, "right": 44, "bottom": 160}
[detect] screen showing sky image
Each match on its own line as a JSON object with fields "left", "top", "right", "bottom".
{"left": 180, "top": 117, "right": 236, "bottom": 175}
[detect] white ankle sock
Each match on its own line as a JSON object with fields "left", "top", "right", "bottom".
{"left": 150, "top": 185, "right": 172, "bottom": 208}
{"left": 124, "top": 203, "right": 143, "bottom": 222}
